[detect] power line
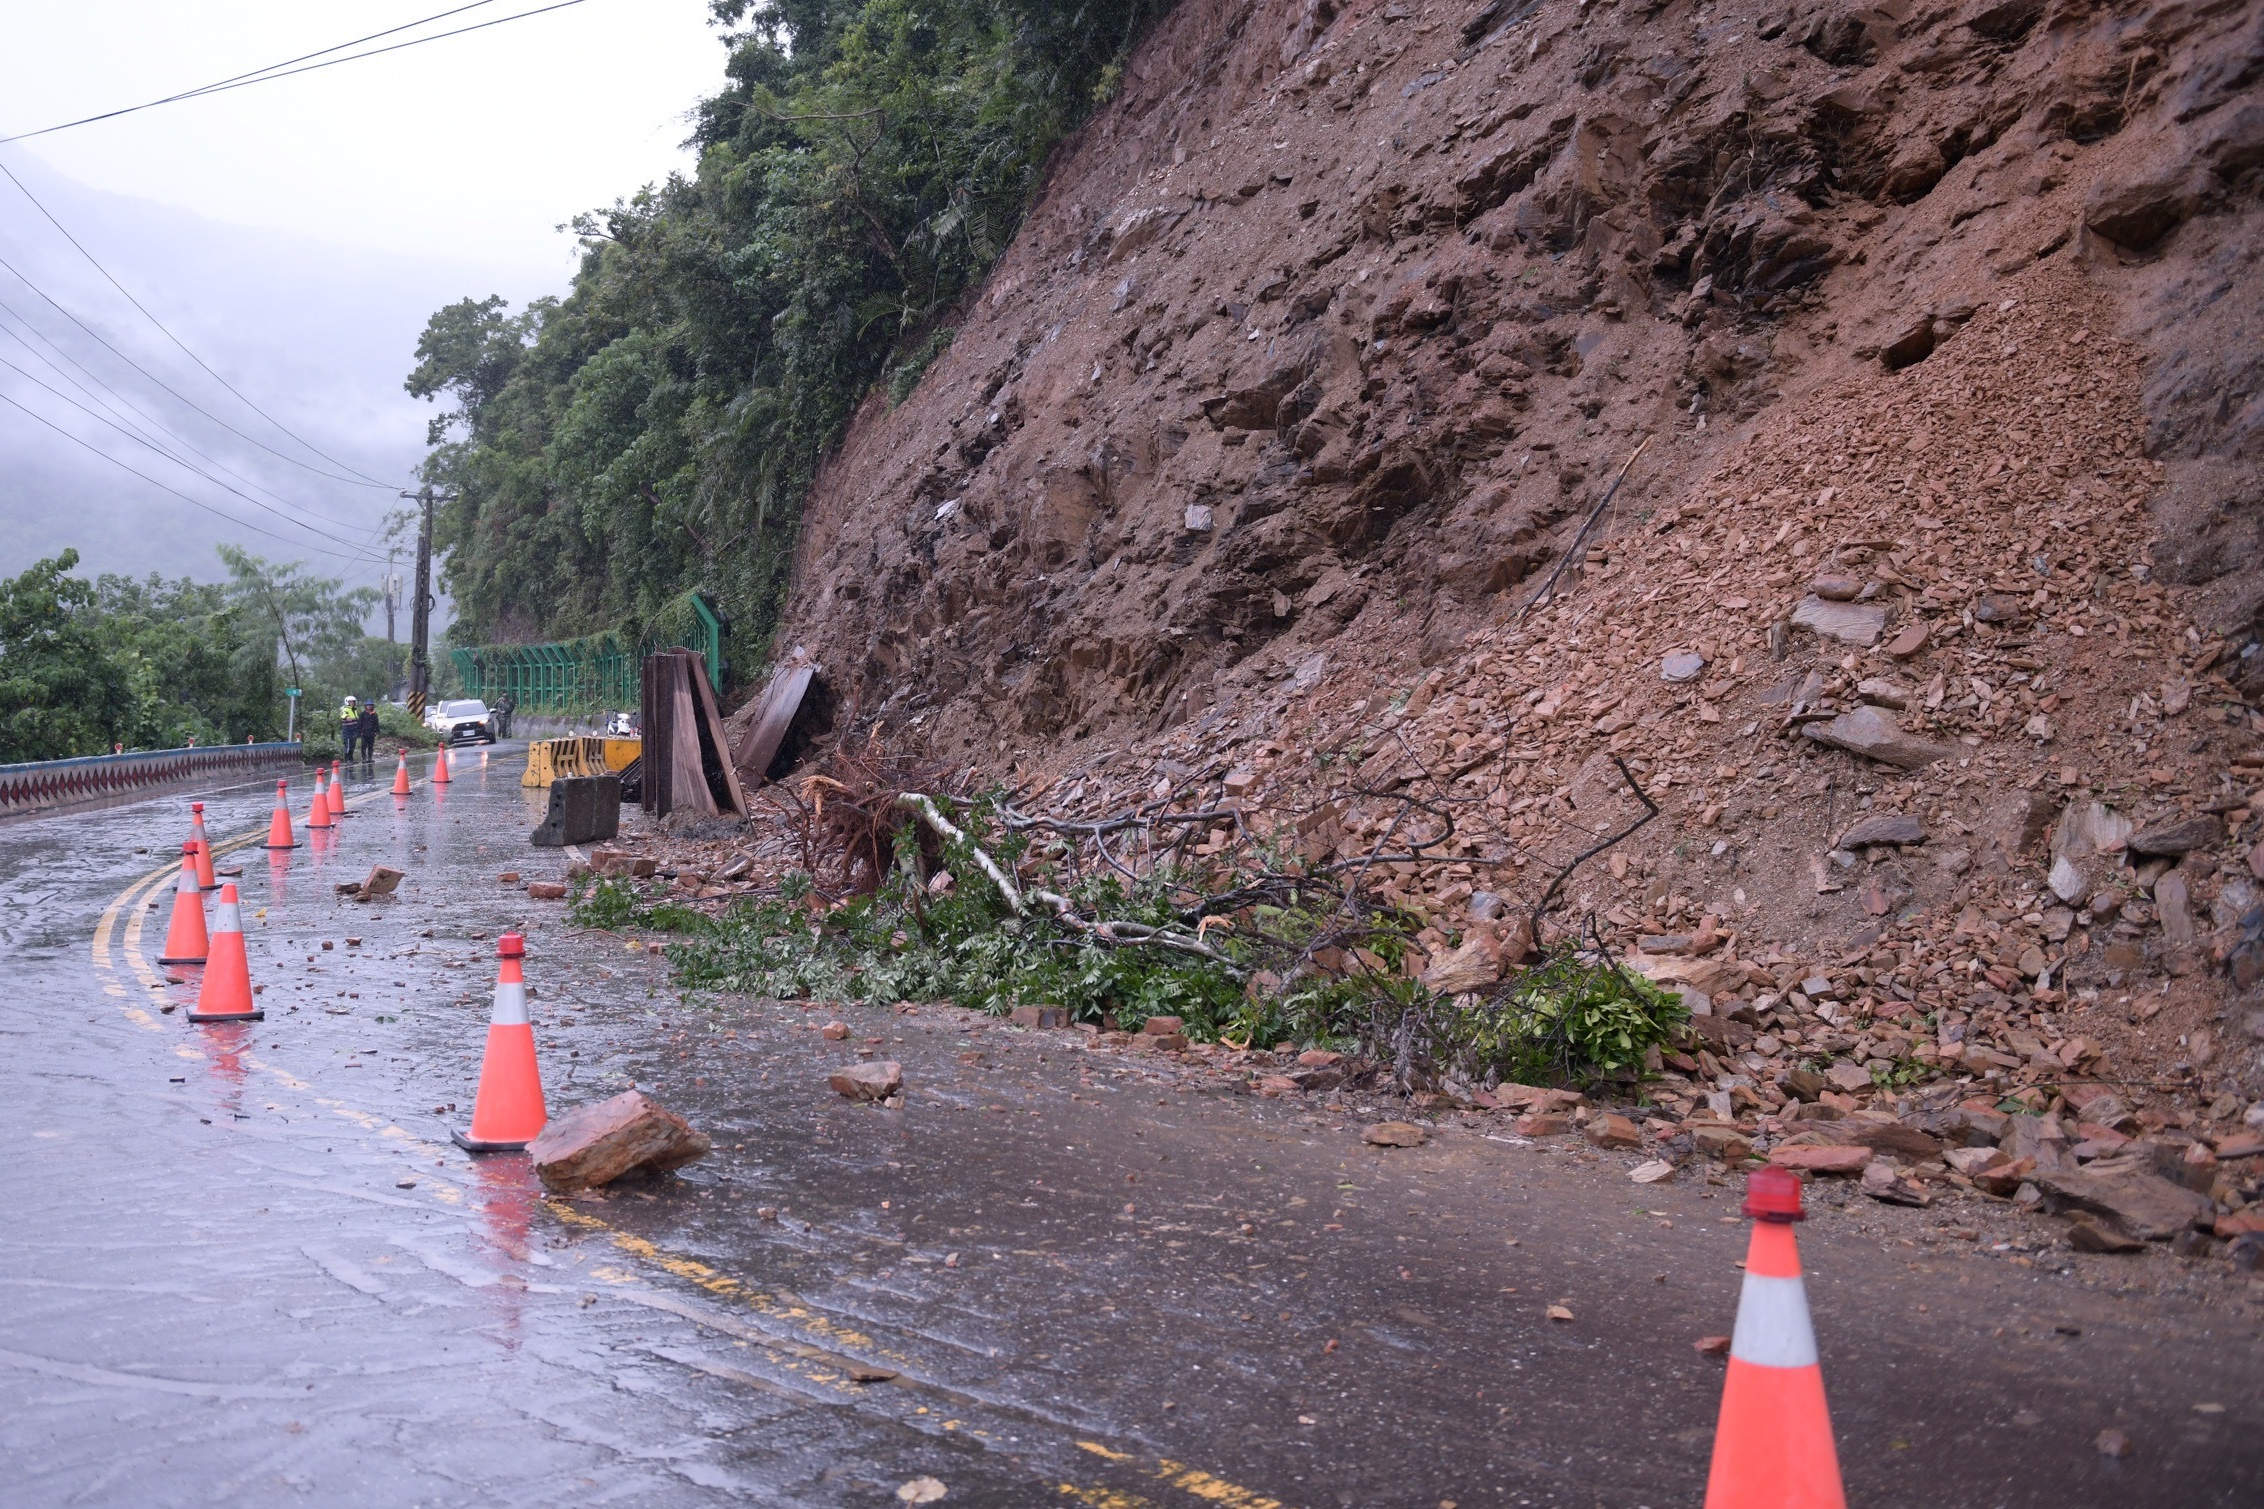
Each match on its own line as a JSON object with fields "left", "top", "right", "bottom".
{"left": 0, "top": 159, "right": 399, "bottom": 488}
{"left": 0, "top": 0, "right": 594, "bottom": 145}
{"left": 0, "top": 352, "right": 385, "bottom": 555}
{"left": 0, "top": 1, "right": 515, "bottom": 145}
{"left": 0, "top": 297, "right": 382, "bottom": 537}
{"left": 0, "top": 249, "right": 393, "bottom": 495}
{"left": 0, "top": 389, "right": 386, "bottom": 567}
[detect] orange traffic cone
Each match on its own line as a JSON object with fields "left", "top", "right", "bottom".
{"left": 328, "top": 760, "right": 348, "bottom": 817}
{"left": 188, "top": 802, "right": 218, "bottom": 889}
{"left": 306, "top": 768, "right": 334, "bottom": 830}
{"left": 1703, "top": 1167, "right": 1846, "bottom": 1509}
{"left": 262, "top": 780, "right": 298, "bottom": 849}
{"left": 432, "top": 745, "right": 452, "bottom": 784}
{"left": 187, "top": 883, "right": 263, "bottom": 1023}
{"left": 453, "top": 932, "right": 546, "bottom": 1151}
{"left": 392, "top": 751, "right": 411, "bottom": 796}
{"left": 156, "top": 844, "right": 209, "bottom": 965}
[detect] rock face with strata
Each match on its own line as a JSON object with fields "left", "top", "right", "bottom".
{"left": 529, "top": 1091, "right": 712, "bottom": 1194}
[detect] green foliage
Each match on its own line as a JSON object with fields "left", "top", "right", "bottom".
{"left": 377, "top": 702, "right": 442, "bottom": 748}
{"left": 887, "top": 325, "right": 954, "bottom": 405}
{"left": 573, "top": 852, "right": 1248, "bottom": 1033}
{"left": 1467, "top": 948, "right": 1690, "bottom": 1084}
{"left": 0, "top": 551, "right": 134, "bottom": 762}
{"left": 1250, "top": 942, "right": 1689, "bottom": 1089}
{"left": 567, "top": 793, "right": 1686, "bottom": 1091}
{"left": 408, "top": 0, "right": 1167, "bottom": 664}
{"left": 0, "top": 547, "right": 407, "bottom": 762}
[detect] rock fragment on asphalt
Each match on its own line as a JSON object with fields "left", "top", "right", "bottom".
{"left": 829, "top": 1061, "right": 904, "bottom": 1101}
{"left": 529, "top": 1090, "right": 712, "bottom": 1194}
{"left": 1362, "top": 1121, "right": 1428, "bottom": 1148}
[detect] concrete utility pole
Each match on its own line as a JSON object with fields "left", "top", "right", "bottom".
{"left": 381, "top": 551, "right": 404, "bottom": 701}
{"left": 406, "top": 488, "right": 436, "bottom": 722}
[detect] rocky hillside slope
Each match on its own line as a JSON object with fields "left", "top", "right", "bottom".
{"left": 758, "top": 0, "right": 2264, "bottom": 1112}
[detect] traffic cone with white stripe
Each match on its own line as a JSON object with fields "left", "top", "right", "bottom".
{"left": 452, "top": 933, "right": 546, "bottom": 1152}
{"left": 157, "top": 844, "right": 209, "bottom": 966}
{"left": 392, "top": 751, "right": 411, "bottom": 796}
{"left": 187, "top": 883, "right": 263, "bottom": 1023}
{"left": 261, "top": 780, "right": 298, "bottom": 849}
{"left": 1703, "top": 1166, "right": 1846, "bottom": 1509}
{"left": 306, "top": 768, "right": 334, "bottom": 830}
{"left": 328, "top": 760, "right": 348, "bottom": 817}
{"left": 188, "top": 802, "right": 218, "bottom": 889}
{"left": 432, "top": 745, "right": 452, "bottom": 784}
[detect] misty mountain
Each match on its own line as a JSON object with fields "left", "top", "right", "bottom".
{"left": 0, "top": 150, "right": 567, "bottom": 620}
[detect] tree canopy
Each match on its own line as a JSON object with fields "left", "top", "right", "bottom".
{"left": 0, "top": 548, "right": 385, "bottom": 763}
{"left": 406, "top": 0, "right": 1165, "bottom": 663}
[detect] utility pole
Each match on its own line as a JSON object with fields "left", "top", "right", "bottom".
{"left": 382, "top": 551, "right": 401, "bottom": 644}
{"left": 406, "top": 487, "right": 436, "bottom": 722}
{"left": 380, "top": 550, "right": 404, "bottom": 702}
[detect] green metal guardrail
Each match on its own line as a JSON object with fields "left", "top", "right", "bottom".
{"left": 449, "top": 592, "right": 727, "bottom": 716}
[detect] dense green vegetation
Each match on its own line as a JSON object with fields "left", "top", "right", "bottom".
{"left": 570, "top": 797, "right": 1689, "bottom": 1089}
{"left": 406, "top": 0, "right": 1166, "bottom": 662}
{"left": 0, "top": 547, "right": 410, "bottom": 763}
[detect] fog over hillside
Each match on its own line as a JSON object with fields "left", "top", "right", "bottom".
{"left": 0, "top": 152, "right": 557, "bottom": 611}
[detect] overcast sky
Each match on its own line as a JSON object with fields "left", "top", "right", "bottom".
{"left": 5, "top": 0, "right": 725, "bottom": 266}
{"left": 0, "top": 0, "right": 729, "bottom": 611}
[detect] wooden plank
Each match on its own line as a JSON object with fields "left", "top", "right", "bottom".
{"left": 685, "top": 651, "right": 750, "bottom": 816}
{"left": 729, "top": 663, "right": 814, "bottom": 790}
{"left": 666, "top": 656, "right": 716, "bottom": 818}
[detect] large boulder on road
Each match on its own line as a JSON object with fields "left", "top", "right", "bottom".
{"left": 528, "top": 1090, "right": 711, "bottom": 1193}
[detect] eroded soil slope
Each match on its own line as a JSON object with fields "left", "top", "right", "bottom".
{"left": 756, "top": 0, "right": 2264, "bottom": 1107}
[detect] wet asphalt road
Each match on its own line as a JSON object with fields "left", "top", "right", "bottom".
{"left": 3, "top": 750, "right": 2259, "bottom": 1507}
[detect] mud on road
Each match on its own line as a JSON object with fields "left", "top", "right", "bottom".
{"left": 2, "top": 751, "right": 2258, "bottom": 1506}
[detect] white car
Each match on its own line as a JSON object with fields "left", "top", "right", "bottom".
{"left": 426, "top": 698, "right": 498, "bottom": 744}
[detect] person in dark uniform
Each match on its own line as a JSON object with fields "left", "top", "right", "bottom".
{"left": 356, "top": 702, "right": 381, "bottom": 760}
{"left": 493, "top": 691, "right": 515, "bottom": 741}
